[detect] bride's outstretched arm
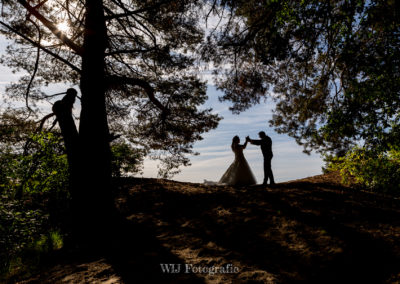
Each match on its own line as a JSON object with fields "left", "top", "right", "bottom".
{"left": 243, "top": 140, "right": 248, "bottom": 149}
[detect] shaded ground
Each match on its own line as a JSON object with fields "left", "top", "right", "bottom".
{"left": 16, "top": 172, "right": 400, "bottom": 283}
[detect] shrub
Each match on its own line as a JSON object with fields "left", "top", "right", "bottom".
{"left": 326, "top": 146, "right": 400, "bottom": 194}
{"left": 0, "top": 131, "right": 145, "bottom": 279}
{"left": 111, "top": 140, "right": 145, "bottom": 177}
{"left": 17, "top": 132, "right": 69, "bottom": 196}
{"left": 0, "top": 131, "right": 69, "bottom": 279}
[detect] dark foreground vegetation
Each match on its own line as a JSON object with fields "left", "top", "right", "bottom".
{"left": 2, "top": 172, "right": 400, "bottom": 283}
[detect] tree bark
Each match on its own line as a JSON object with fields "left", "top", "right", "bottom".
{"left": 72, "top": 0, "right": 115, "bottom": 242}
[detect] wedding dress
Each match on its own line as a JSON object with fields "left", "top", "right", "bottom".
{"left": 219, "top": 144, "right": 257, "bottom": 186}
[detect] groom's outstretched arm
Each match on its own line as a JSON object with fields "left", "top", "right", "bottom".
{"left": 249, "top": 139, "right": 262, "bottom": 146}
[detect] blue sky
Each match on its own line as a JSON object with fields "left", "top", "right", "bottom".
{"left": 143, "top": 85, "right": 324, "bottom": 183}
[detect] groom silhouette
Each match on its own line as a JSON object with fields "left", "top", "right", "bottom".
{"left": 247, "top": 132, "right": 275, "bottom": 186}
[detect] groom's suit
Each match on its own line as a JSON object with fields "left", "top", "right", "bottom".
{"left": 250, "top": 136, "right": 275, "bottom": 185}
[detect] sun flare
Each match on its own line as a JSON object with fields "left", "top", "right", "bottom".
{"left": 57, "top": 21, "right": 70, "bottom": 33}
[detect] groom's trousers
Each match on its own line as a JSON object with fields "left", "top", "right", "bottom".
{"left": 263, "top": 157, "right": 275, "bottom": 185}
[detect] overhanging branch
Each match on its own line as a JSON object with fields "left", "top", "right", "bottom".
{"left": 105, "top": 47, "right": 156, "bottom": 56}
{"left": 16, "top": 0, "right": 83, "bottom": 55}
{"left": 0, "top": 20, "right": 81, "bottom": 73}
{"left": 36, "top": 112, "right": 56, "bottom": 132}
{"left": 107, "top": 75, "right": 169, "bottom": 114}
{"left": 24, "top": 18, "right": 41, "bottom": 112}
{"left": 104, "top": 0, "right": 170, "bottom": 20}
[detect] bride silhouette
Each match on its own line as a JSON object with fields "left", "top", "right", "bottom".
{"left": 219, "top": 136, "right": 257, "bottom": 186}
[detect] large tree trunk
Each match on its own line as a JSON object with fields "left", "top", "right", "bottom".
{"left": 50, "top": 0, "right": 116, "bottom": 245}
{"left": 75, "top": 0, "right": 115, "bottom": 242}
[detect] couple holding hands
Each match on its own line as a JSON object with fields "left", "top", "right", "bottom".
{"left": 219, "top": 131, "right": 275, "bottom": 186}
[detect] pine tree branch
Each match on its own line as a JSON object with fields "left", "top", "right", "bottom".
{"left": 107, "top": 75, "right": 169, "bottom": 114}
{"left": 0, "top": 20, "right": 81, "bottom": 73}
{"left": 36, "top": 113, "right": 56, "bottom": 132}
{"left": 24, "top": 18, "right": 41, "bottom": 112}
{"left": 105, "top": 47, "right": 156, "bottom": 56}
{"left": 16, "top": 0, "right": 84, "bottom": 55}
{"left": 104, "top": 0, "right": 170, "bottom": 20}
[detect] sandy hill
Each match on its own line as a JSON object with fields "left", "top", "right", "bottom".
{"left": 17, "top": 172, "right": 400, "bottom": 283}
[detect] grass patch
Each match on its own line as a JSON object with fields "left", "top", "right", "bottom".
{"left": 1, "top": 230, "right": 64, "bottom": 283}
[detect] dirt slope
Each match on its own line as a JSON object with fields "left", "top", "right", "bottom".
{"left": 17, "top": 172, "right": 400, "bottom": 283}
